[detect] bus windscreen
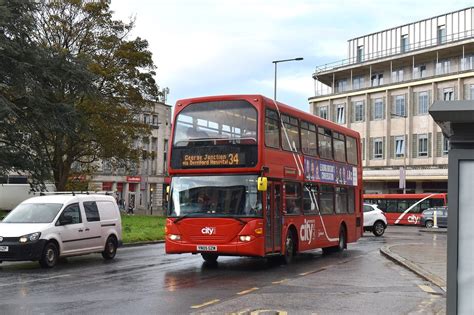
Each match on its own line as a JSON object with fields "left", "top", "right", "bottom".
{"left": 171, "top": 100, "right": 258, "bottom": 169}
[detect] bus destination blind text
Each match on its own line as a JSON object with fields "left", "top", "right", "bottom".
{"left": 182, "top": 153, "right": 243, "bottom": 167}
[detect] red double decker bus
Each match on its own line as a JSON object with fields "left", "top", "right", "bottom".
{"left": 165, "top": 95, "right": 363, "bottom": 263}
{"left": 364, "top": 193, "right": 447, "bottom": 225}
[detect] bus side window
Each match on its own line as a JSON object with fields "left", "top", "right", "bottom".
{"left": 265, "top": 109, "right": 280, "bottom": 148}
{"left": 385, "top": 200, "right": 397, "bottom": 213}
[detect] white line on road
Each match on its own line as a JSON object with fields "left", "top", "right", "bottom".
{"left": 0, "top": 274, "right": 71, "bottom": 287}
{"left": 190, "top": 299, "right": 220, "bottom": 309}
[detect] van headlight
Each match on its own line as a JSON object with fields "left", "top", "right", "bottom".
{"left": 19, "top": 232, "right": 41, "bottom": 243}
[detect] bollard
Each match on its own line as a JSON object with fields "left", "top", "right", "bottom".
{"left": 433, "top": 209, "right": 438, "bottom": 229}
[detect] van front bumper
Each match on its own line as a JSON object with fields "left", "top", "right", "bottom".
{"left": 0, "top": 239, "right": 47, "bottom": 262}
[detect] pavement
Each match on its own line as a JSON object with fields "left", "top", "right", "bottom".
{"left": 380, "top": 227, "right": 447, "bottom": 292}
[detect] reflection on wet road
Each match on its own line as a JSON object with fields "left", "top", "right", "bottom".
{"left": 0, "top": 226, "right": 445, "bottom": 314}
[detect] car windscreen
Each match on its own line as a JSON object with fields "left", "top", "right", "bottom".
{"left": 2, "top": 203, "right": 63, "bottom": 223}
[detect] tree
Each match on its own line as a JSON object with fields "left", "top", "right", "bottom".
{"left": 0, "top": 0, "right": 160, "bottom": 190}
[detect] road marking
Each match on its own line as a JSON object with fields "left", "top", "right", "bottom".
{"left": 272, "top": 279, "right": 289, "bottom": 284}
{"left": 190, "top": 299, "right": 220, "bottom": 309}
{"left": 418, "top": 284, "right": 436, "bottom": 294}
{"left": 237, "top": 287, "right": 259, "bottom": 295}
{"left": 250, "top": 310, "right": 288, "bottom": 315}
{"left": 0, "top": 274, "right": 71, "bottom": 287}
{"left": 299, "top": 267, "right": 326, "bottom": 276}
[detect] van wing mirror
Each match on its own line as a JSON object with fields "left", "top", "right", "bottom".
{"left": 257, "top": 177, "right": 267, "bottom": 191}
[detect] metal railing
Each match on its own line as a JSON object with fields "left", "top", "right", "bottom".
{"left": 314, "top": 29, "right": 474, "bottom": 74}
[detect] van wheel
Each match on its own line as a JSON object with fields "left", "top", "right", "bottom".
{"left": 39, "top": 242, "right": 58, "bottom": 268}
{"left": 201, "top": 253, "right": 218, "bottom": 263}
{"left": 425, "top": 220, "right": 434, "bottom": 229}
{"left": 102, "top": 236, "right": 118, "bottom": 260}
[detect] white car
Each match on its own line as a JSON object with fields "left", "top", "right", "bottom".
{"left": 0, "top": 193, "right": 122, "bottom": 268}
{"left": 363, "top": 203, "right": 387, "bottom": 236}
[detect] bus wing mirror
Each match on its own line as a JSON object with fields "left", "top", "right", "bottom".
{"left": 257, "top": 177, "right": 267, "bottom": 191}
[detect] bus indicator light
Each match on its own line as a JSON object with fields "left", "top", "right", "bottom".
{"left": 254, "top": 228, "right": 263, "bottom": 235}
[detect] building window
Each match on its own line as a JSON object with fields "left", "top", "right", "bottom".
{"left": 336, "top": 104, "right": 345, "bottom": 124}
{"left": 373, "top": 138, "right": 383, "bottom": 159}
{"left": 361, "top": 138, "right": 365, "bottom": 161}
{"left": 443, "top": 87, "right": 454, "bottom": 101}
{"left": 357, "top": 45, "right": 364, "bottom": 63}
{"left": 418, "top": 91, "right": 429, "bottom": 115}
{"left": 394, "top": 95, "right": 406, "bottom": 117}
{"left": 418, "top": 134, "right": 428, "bottom": 157}
{"left": 401, "top": 34, "right": 409, "bottom": 53}
{"left": 391, "top": 69, "right": 404, "bottom": 83}
{"left": 413, "top": 64, "right": 426, "bottom": 79}
{"left": 143, "top": 114, "right": 150, "bottom": 124}
{"left": 372, "top": 98, "right": 384, "bottom": 120}
{"left": 319, "top": 106, "right": 328, "bottom": 119}
{"left": 467, "top": 84, "right": 474, "bottom": 100}
{"left": 395, "top": 136, "right": 405, "bottom": 158}
{"left": 437, "top": 25, "right": 446, "bottom": 44}
{"left": 352, "top": 76, "right": 365, "bottom": 89}
{"left": 371, "top": 73, "right": 383, "bottom": 87}
{"left": 436, "top": 59, "right": 450, "bottom": 75}
{"left": 461, "top": 55, "right": 474, "bottom": 71}
{"left": 336, "top": 79, "right": 348, "bottom": 93}
{"left": 443, "top": 135, "right": 449, "bottom": 155}
{"left": 354, "top": 101, "right": 364, "bottom": 122}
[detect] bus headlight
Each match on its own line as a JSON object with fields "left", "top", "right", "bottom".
{"left": 19, "top": 232, "right": 41, "bottom": 243}
{"left": 169, "top": 234, "right": 181, "bottom": 241}
{"left": 239, "top": 235, "right": 251, "bottom": 242}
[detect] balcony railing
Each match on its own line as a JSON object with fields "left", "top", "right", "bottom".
{"left": 313, "top": 57, "right": 474, "bottom": 97}
{"left": 314, "top": 29, "right": 474, "bottom": 74}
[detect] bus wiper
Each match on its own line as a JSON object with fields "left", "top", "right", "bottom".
{"left": 174, "top": 213, "right": 202, "bottom": 224}
{"left": 223, "top": 215, "right": 246, "bottom": 225}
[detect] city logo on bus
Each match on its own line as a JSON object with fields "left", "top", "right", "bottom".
{"left": 201, "top": 227, "right": 216, "bottom": 235}
{"left": 300, "top": 219, "right": 316, "bottom": 244}
{"left": 407, "top": 215, "right": 420, "bottom": 225}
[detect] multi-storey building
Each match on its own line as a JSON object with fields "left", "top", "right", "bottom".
{"left": 309, "top": 7, "right": 474, "bottom": 193}
{"left": 89, "top": 101, "right": 172, "bottom": 214}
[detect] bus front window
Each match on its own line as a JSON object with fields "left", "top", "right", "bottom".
{"left": 169, "top": 175, "right": 262, "bottom": 218}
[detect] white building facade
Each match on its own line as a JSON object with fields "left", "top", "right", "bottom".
{"left": 89, "top": 101, "right": 172, "bottom": 214}
{"left": 310, "top": 7, "right": 474, "bottom": 193}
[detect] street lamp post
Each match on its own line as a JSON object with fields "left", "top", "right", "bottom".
{"left": 272, "top": 57, "right": 304, "bottom": 100}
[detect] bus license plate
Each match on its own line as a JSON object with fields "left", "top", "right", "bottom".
{"left": 0, "top": 246, "right": 8, "bottom": 252}
{"left": 197, "top": 245, "right": 217, "bottom": 251}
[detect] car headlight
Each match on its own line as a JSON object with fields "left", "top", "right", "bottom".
{"left": 19, "top": 232, "right": 41, "bottom": 243}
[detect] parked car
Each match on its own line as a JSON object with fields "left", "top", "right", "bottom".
{"left": 363, "top": 203, "right": 387, "bottom": 236}
{"left": 0, "top": 193, "right": 122, "bottom": 268}
{"left": 421, "top": 207, "right": 448, "bottom": 228}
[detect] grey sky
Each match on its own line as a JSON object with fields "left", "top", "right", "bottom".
{"left": 111, "top": 0, "right": 473, "bottom": 112}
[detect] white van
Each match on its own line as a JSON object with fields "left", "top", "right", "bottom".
{"left": 0, "top": 193, "right": 122, "bottom": 268}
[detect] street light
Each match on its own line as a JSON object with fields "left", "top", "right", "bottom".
{"left": 272, "top": 57, "right": 304, "bottom": 100}
{"left": 391, "top": 112, "right": 407, "bottom": 194}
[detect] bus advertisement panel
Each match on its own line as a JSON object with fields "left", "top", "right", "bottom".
{"left": 165, "top": 95, "right": 363, "bottom": 263}
{"left": 364, "top": 193, "right": 447, "bottom": 225}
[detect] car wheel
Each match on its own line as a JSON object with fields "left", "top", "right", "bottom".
{"left": 39, "top": 242, "right": 59, "bottom": 268}
{"left": 102, "top": 236, "right": 118, "bottom": 260}
{"left": 201, "top": 253, "right": 218, "bottom": 263}
{"left": 372, "top": 221, "right": 385, "bottom": 237}
{"left": 425, "top": 220, "right": 434, "bottom": 228}
{"left": 282, "top": 231, "right": 295, "bottom": 264}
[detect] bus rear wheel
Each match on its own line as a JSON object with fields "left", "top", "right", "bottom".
{"left": 201, "top": 253, "right": 218, "bottom": 263}
{"left": 282, "top": 232, "right": 295, "bottom": 264}
{"left": 322, "top": 226, "right": 346, "bottom": 254}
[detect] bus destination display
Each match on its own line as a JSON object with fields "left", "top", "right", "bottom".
{"left": 182, "top": 152, "right": 244, "bottom": 167}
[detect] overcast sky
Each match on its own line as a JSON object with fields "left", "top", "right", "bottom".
{"left": 111, "top": 0, "right": 473, "bottom": 112}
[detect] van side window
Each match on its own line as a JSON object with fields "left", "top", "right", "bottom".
{"left": 83, "top": 201, "right": 100, "bottom": 222}
{"left": 61, "top": 203, "right": 82, "bottom": 224}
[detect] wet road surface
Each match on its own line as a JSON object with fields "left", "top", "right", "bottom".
{"left": 0, "top": 226, "right": 446, "bottom": 314}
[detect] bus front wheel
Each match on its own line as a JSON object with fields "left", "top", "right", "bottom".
{"left": 201, "top": 253, "right": 218, "bottom": 263}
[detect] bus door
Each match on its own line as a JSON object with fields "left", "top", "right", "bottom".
{"left": 265, "top": 182, "right": 282, "bottom": 254}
